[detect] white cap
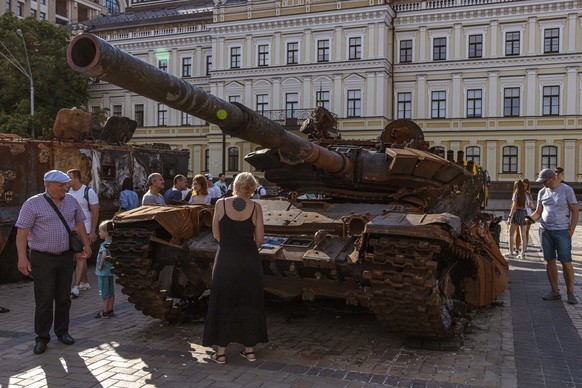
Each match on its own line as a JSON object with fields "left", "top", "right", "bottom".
{"left": 204, "top": 173, "right": 213, "bottom": 180}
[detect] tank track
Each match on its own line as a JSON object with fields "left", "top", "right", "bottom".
{"left": 366, "top": 234, "right": 464, "bottom": 341}
{"left": 109, "top": 227, "right": 183, "bottom": 322}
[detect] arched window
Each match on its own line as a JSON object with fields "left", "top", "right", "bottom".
{"left": 502, "top": 146, "right": 518, "bottom": 173}
{"left": 466, "top": 146, "right": 481, "bottom": 165}
{"left": 228, "top": 147, "right": 239, "bottom": 172}
{"left": 105, "top": 0, "right": 120, "bottom": 14}
{"left": 541, "top": 145, "right": 558, "bottom": 170}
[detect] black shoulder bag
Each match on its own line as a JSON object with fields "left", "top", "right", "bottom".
{"left": 43, "top": 195, "right": 85, "bottom": 253}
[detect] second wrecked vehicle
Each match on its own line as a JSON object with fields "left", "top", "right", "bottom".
{"left": 0, "top": 108, "right": 189, "bottom": 283}
{"left": 67, "top": 33, "right": 508, "bottom": 342}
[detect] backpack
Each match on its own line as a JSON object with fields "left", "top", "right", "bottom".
{"left": 252, "top": 185, "right": 266, "bottom": 199}
{"left": 68, "top": 185, "right": 91, "bottom": 204}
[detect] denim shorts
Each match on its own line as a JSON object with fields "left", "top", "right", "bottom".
{"left": 98, "top": 276, "right": 115, "bottom": 299}
{"left": 540, "top": 229, "right": 572, "bottom": 263}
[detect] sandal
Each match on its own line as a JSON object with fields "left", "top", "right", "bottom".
{"left": 239, "top": 350, "right": 256, "bottom": 362}
{"left": 210, "top": 352, "right": 226, "bottom": 364}
{"left": 95, "top": 311, "right": 110, "bottom": 319}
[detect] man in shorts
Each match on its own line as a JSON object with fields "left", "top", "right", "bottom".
{"left": 529, "top": 168, "right": 579, "bottom": 304}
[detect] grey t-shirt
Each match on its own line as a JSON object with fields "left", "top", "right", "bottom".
{"left": 538, "top": 183, "right": 577, "bottom": 230}
{"left": 142, "top": 190, "right": 166, "bottom": 205}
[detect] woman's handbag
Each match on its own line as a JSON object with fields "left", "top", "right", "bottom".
{"left": 43, "top": 194, "right": 85, "bottom": 253}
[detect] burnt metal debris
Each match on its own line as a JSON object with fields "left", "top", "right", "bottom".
{"left": 0, "top": 108, "right": 189, "bottom": 283}
{"left": 67, "top": 33, "right": 508, "bottom": 342}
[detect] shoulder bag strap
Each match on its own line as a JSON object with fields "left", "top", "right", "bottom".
{"left": 43, "top": 194, "right": 73, "bottom": 234}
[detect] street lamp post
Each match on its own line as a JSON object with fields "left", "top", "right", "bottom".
{"left": 16, "top": 29, "right": 35, "bottom": 139}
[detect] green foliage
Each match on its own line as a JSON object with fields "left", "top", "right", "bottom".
{"left": 0, "top": 13, "right": 89, "bottom": 138}
{"left": 91, "top": 106, "right": 110, "bottom": 127}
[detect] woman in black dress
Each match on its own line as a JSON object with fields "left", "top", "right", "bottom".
{"left": 203, "top": 172, "right": 267, "bottom": 363}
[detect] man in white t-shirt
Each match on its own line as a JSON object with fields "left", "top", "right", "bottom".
{"left": 67, "top": 169, "right": 99, "bottom": 298}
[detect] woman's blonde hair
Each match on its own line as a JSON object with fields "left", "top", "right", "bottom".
{"left": 192, "top": 174, "right": 208, "bottom": 195}
{"left": 233, "top": 172, "right": 258, "bottom": 196}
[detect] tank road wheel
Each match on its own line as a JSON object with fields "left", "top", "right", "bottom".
{"left": 365, "top": 236, "right": 463, "bottom": 348}
{"left": 108, "top": 227, "right": 184, "bottom": 323}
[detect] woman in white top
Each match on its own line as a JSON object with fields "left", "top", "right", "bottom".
{"left": 189, "top": 174, "right": 211, "bottom": 205}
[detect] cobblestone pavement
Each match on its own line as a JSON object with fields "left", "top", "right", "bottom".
{"left": 0, "top": 223, "right": 580, "bottom": 388}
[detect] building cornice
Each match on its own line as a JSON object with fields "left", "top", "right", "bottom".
{"left": 394, "top": 0, "right": 579, "bottom": 26}
{"left": 211, "top": 8, "right": 391, "bottom": 34}
{"left": 394, "top": 53, "right": 582, "bottom": 74}
{"left": 210, "top": 59, "right": 391, "bottom": 80}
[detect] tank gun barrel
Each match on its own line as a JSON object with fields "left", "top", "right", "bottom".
{"left": 67, "top": 33, "right": 348, "bottom": 174}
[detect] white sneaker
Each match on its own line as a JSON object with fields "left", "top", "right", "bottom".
{"left": 79, "top": 282, "right": 91, "bottom": 291}
{"left": 71, "top": 286, "right": 80, "bottom": 298}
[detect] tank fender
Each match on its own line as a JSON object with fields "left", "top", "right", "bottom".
{"left": 364, "top": 212, "right": 462, "bottom": 238}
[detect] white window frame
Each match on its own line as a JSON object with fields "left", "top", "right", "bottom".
{"left": 429, "top": 31, "right": 450, "bottom": 61}
{"left": 539, "top": 21, "right": 564, "bottom": 54}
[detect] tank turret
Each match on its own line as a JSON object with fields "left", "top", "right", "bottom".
{"left": 67, "top": 33, "right": 507, "bottom": 343}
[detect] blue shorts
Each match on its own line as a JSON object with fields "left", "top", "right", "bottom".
{"left": 540, "top": 229, "right": 572, "bottom": 263}
{"left": 98, "top": 276, "right": 115, "bottom": 299}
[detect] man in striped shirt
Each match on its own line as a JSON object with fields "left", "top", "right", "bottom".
{"left": 16, "top": 170, "right": 92, "bottom": 354}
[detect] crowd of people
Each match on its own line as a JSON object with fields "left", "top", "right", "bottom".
{"left": 506, "top": 167, "right": 579, "bottom": 305}
{"left": 13, "top": 169, "right": 269, "bottom": 356}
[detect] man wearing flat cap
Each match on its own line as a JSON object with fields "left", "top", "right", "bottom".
{"left": 529, "top": 168, "right": 579, "bottom": 305}
{"left": 15, "top": 170, "right": 92, "bottom": 354}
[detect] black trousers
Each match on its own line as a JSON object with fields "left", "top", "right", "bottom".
{"left": 30, "top": 250, "right": 74, "bottom": 343}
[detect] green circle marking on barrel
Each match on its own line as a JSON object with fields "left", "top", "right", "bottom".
{"left": 216, "top": 109, "right": 227, "bottom": 120}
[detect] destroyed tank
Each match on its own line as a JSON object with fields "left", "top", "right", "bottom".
{"left": 67, "top": 33, "right": 508, "bottom": 341}
{"left": 0, "top": 108, "right": 189, "bottom": 283}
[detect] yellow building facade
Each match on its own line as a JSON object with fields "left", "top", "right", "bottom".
{"left": 82, "top": 0, "right": 582, "bottom": 189}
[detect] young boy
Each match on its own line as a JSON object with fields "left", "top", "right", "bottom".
{"left": 95, "top": 220, "right": 115, "bottom": 318}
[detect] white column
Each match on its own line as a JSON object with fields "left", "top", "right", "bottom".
{"left": 195, "top": 47, "right": 202, "bottom": 77}
{"left": 333, "top": 74, "right": 342, "bottom": 115}
{"left": 215, "top": 38, "right": 223, "bottom": 70}
{"left": 417, "top": 74, "right": 426, "bottom": 119}
{"left": 488, "top": 71, "right": 498, "bottom": 117}
{"left": 366, "top": 73, "right": 376, "bottom": 117}
{"left": 452, "top": 73, "right": 461, "bottom": 118}
{"left": 419, "top": 26, "right": 427, "bottom": 62}
{"left": 486, "top": 140, "right": 498, "bottom": 179}
{"left": 244, "top": 80, "right": 252, "bottom": 106}
{"left": 171, "top": 48, "right": 178, "bottom": 75}
{"left": 245, "top": 35, "right": 252, "bottom": 68}
{"left": 524, "top": 140, "right": 536, "bottom": 179}
{"left": 376, "top": 73, "right": 387, "bottom": 118}
{"left": 273, "top": 32, "right": 281, "bottom": 66}
{"left": 124, "top": 92, "right": 131, "bottom": 117}
{"left": 564, "top": 139, "right": 576, "bottom": 181}
{"left": 566, "top": 67, "right": 577, "bottom": 115}
{"left": 527, "top": 17, "right": 536, "bottom": 55}
{"left": 377, "top": 23, "right": 386, "bottom": 59}
{"left": 273, "top": 78, "right": 281, "bottom": 110}
{"left": 453, "top": 24, "right": 461, "bottom": 60}
{"left": 525, "top": 69, "right": 536, "bottom": 116}
{"left": 335, "top": 26, "right": 342, "bottom": 62}
{"left": 146, "top": 99, "right": 155, "bottom": 128}
{"left": 303, "top": 76, "right": 312, "bottom": 108}
{"left": 304, "top": 29, "right": 312, "bottom": 64}
{"left": 367, "top": 23, "right": 375, "bottom": 60}
{"left": 567, "top": 13, "right": 577, "bottom": 53}
{"left": 490, "top": 20, "right": 498, "bottom": 58}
